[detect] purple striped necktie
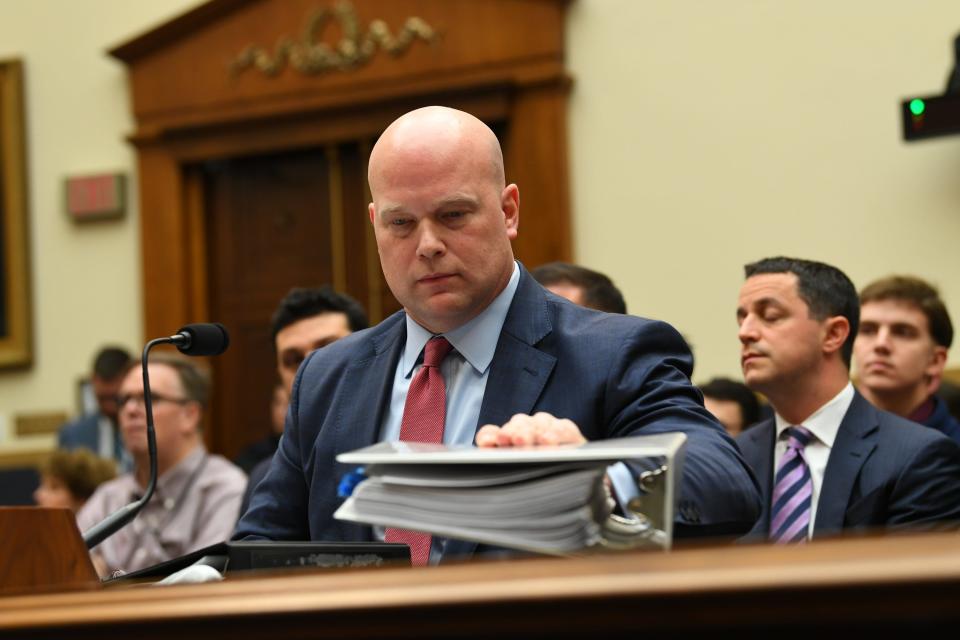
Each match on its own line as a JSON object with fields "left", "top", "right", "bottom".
{"left": 769, "top": 425, "right": 814, "bottom": 544}
{"left": 385, "top": 336, "right": 452, "bottom": 566}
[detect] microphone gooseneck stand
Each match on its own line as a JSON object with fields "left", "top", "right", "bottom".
{"left": 81, "top": 337, "right": 165, "bottom": 550}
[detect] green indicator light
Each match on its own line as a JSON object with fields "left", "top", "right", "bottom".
{"left": 909, "top": 99, "right": 926, "bottom": 116}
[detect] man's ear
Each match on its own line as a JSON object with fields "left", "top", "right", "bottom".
{"left": 926, "top": 345, "right": 949, "bottom": 380}
{"left": 501, "top": 184, "right": 519, "bottom": 240}
{"left": 182, "top": 402, "right": 203, "bottom": 436}
{"left": 822, "top": 316, "right": 851, "bottom": 357}
{"left": 368, "top": 202, "right": 376, "bottom": 225}
{"left": 931, "top": 345, "right": 948, "bottom": 367}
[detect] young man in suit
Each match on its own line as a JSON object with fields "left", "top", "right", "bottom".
{"left": 236, "top": 286, "right": 369, "bottom": 515}
{"left": 853, "top": 275, "right": 960, "bottom": 443}
{"left": 735, "top": 257, "right": 960, "bottom": 543}
{"left": 58, "top": 346, "right": 132, "bottom": 466}
{"left": 237, "top": 106, "right": 761, "bottom": 563}
{"left": 234, "top": 286, "right": 369, "bottom": 475}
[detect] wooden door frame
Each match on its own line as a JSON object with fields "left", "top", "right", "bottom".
{"left": 111, "top": 0, "right": 574, "bottom": 452}
{"left": 128, "top": 82, "right": 571, "bottom": 343}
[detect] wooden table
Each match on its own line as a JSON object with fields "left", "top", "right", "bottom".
{"left": 3, "top": 532, "right": 960, "bottom": 637}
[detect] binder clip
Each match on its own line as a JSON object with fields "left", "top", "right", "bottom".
{"left": 600, "top": 463, "right": 673, "bottom": 551}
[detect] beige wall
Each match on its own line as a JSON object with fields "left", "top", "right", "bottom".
{"left": 0, "top": 0, "right": 201, "bottom": 448}
{"left": 567, "top": 0, "right": 960, "bottom": 382}
{"left": 0, "top": 1, "right": 958, "bottom": 450}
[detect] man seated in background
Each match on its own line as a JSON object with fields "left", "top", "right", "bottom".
{"left": 58, "top": 346, "right": 132, "bottom": 467}
{"left": 78, "top": 354, "right": 246, "bottom": 576}
{"left": 270, "top": 286, "right": 370, "bottom": 397}
{"left": 237, "top": 106, "right": 760, "bottom": 565}
{"left": 530, "top": 261, "right": 627, "bottom": 314}
{"left": 699, "top": 377, "right": 762, "bottom": 436}
{"left": 853, "top": 275, "right": 960, "bottom": 443}
{"left": 735, "top": 257, "right": 960, "bottom": 543}
{"left": 238, "top": 286, "right": 368, "bottom": 514}
{"left": 34, "top": 448, "right": 116, "bottom": 514}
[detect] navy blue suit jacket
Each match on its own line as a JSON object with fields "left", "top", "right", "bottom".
{"left": 237, "top": 268, "right": 762, "bottom": 557}
{"left": 58, "top": 413, "right": 126, "bottom": 466}
{"left": 925, "top": 395, "right": 960, "bottom": 444}
{"left": 58, "top": 414, "right": 101, "bottom": 452}
{"left": 736, "top": 390, "right": 960, "bottom": 539}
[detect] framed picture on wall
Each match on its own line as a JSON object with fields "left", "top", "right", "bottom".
{"left": 0, "top": 59, "right": 32, "bottom": 369}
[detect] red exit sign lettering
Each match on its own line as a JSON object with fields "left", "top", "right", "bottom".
{"left": 65, "top": 173, "right": 125, "bottom": 220}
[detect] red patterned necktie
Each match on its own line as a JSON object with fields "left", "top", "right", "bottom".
{"left": 385, "top": 336, "right": 453, "bottom": 566}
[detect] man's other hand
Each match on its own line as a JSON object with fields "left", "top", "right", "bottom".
{"left": 475, "top": 412, "right": 587, "bottom": 447}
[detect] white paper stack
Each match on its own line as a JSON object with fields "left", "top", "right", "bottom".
{"left": 333, "top": 434, "right": 687, "bottom": 555}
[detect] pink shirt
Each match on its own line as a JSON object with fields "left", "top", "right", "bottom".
{"left": 77, "top": 447, "right": 246, "bottom": 576}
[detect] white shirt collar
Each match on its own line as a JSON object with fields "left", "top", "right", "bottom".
{"left": 774, "top": 381, "right": 854, "bottom": 448}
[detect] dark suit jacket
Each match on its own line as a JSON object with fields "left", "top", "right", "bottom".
{"left": 58, "top": 413, "right": 126, "bottom": 466}
{"left": 925, "top": 395, "right": 960, "bottom": 445}
{"left": 239, "top": 455, "right": 271, "bottom": 518}
{"left": 737, "top": 390, "right": 960, "bottom": 539}
{"left": 58, "top": 414, "right": 101, "bottom": 452}
{"left": 236, "top": 267, "right": 762, "bottom": 558}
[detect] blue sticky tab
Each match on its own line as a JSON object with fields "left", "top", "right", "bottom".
{"left": 337, "top": 466, "right": 366, "bottom": 498}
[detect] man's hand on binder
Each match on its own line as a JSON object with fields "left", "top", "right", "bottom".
{"left": 475, "top": 412, "right": 587, "bottom": 447}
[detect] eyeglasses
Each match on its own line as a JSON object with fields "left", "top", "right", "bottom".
{"left": 116, "top": 392, "right": 191, "bottom": 409}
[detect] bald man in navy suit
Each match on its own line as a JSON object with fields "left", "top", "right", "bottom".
{"left": 237, "top": 106, "right": 761, "bottom": 560}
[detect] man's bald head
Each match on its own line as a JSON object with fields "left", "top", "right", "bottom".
{"left": 368, "top": 106, "right": 505, "bottom": 199}
{"left": 366, "top": 106, "right": 520, "bottom": 334}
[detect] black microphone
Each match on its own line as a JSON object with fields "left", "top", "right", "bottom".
{"left": 169, "top": 322, "right": 230, "bottom": 356}
{"left": 82, "top": 323, "right": 230, "bottom": 551}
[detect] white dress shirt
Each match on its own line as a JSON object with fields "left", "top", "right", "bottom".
{"left": 772, "top": 382, "right": 854, "bottom": 535}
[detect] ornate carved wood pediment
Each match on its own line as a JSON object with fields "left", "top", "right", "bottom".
{"left": 111, "top": 0, "right": 569, "bottom": 138}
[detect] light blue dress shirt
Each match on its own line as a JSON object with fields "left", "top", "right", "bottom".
{"left": 374, "top": 263, "right": 520, "bottom": 562}
{"left": 378, "top": 262, "right": 521, "bottom": 445}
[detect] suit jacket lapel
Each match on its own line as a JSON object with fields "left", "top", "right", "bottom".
{"left": 458, "top": 267, "right": 555, "bottom": 559}
{"left": 814, "top": 392, "right": 878, "bottom": 536}
{"left": 332, "top": 316, "right": 406, "bottom": 541}
{"left": 336, "top": 316, "right": 406, "bottom": 453}
{"left": 741, "top": 420, "right": 776, "bottom": 536}
{"left": 477, "top": 267, "right": 556, "bottom": 429}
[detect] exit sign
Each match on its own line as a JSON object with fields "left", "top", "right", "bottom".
{"left": 65, "top": 173, "right": 125, "bottom": 220}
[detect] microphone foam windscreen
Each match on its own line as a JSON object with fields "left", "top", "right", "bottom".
{"left": 177, "top": 323, "right": 230, "bottom": 356}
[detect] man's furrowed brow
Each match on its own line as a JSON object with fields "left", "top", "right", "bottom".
{"left": 377, "top": 204, "right": 406, "bottom": 219}
{"left": 433, "top": 195, "right": 480, "bottom": 212}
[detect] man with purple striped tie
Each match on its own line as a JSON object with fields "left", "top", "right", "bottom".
{"left": 735, "top": 257, "right": 960, "bottom": 542}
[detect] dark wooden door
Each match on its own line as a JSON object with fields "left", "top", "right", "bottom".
{"left": 202, "top": 144, "right": 398, "bottom": 459}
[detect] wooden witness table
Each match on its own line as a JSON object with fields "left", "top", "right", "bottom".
{"left": 3, "top": 532, "right": 960, "bottom": 637}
